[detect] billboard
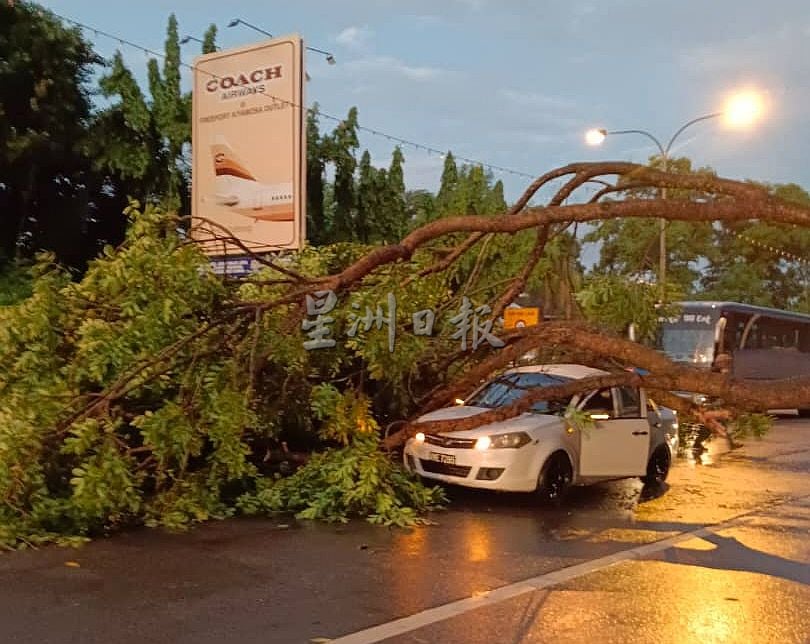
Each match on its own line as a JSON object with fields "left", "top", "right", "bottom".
{"left": 192, "top": 35, "right": 306, "bottom": 253}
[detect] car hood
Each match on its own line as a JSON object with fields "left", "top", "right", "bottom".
{"left": 415, "top": 405, "right": 563, "bottom": 438}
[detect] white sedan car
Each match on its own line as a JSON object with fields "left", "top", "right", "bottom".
{"left": 404, "top": 364, "right": 678, "bottom": 502}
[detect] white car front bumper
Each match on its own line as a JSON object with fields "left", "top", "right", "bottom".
{"left": 403, "top": 438, "right": 540, "bottom": 492}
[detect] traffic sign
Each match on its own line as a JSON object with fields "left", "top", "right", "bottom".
{"left": 504, "top": 307, "right": 540, "bottom": 329}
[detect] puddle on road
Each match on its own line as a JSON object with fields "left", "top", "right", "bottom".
{"left": 686, "top": 450, "right": 715, "bottom": 466}
{"left": 587, "top": 527, "right": 680, "bottom": 544}
{"left": 681, "top": 433, "right": 738, "bottom": 467}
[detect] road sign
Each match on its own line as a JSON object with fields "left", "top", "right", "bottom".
{"left": 503, "top": 307, "right": 540, "bottom": 329}
{"left": 210, "top": 255, "right": 260, "bottom": 277}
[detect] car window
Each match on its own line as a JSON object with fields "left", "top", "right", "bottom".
{"left": 466, "top": 372, "right": 572, "bottom": 414}
{"left": 617, "top": 386, "right": 641, "bottom": 418}
{"left": 580, "top": 388, "right": 614, "bottom": 416}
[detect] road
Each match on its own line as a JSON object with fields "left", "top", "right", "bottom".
{"left": 1, "top": 416, "right": 809, "bottom": 644}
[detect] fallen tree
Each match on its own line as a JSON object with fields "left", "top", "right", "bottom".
{"left": 384, "top": 321, "right": 809, "bottom": 447}
{"left": 1, "top": 161, "right": 808, "bottom": 545}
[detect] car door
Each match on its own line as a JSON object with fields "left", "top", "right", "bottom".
{"left": 577, "top": 386, "right": 650, "bottom": 478}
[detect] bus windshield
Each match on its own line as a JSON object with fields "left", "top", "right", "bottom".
{"left": 659, "top": 327, "right": 715, "bottom": 364}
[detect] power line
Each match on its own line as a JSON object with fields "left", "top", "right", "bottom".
{"left": 38, "top": 3, "right": 537, "bottom": 181}
{"left": 729, "top": 229, "right": 810, "bottom": 266}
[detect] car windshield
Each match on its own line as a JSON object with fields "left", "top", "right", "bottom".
{"left": 466, "top": 372, "right": 572, "bottom": 414}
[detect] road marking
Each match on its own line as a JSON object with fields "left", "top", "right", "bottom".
{"left": 329, "top": 493, "right": 810, "bottom": 644}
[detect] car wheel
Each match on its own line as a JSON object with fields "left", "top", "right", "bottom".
{"left": 641, "top": 446, "right": 671, "bottom": 486}
{"left": 537, "top": 452, "right": 573, "bottom": 505}
{"left": 798, "top": 409, "right": 810, "bottom": 419}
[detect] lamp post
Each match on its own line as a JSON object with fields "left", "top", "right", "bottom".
{"left": 180, "top": 35, "right": 207, "bottom": 47}
{"left": 586, "top": 91, "right": 763, "bottom": 300}
{"left": 588, "top": 114, "right": 720, "bottom": 298}
{"left": 227, "top": 18, "right": 336, "bottom": 64}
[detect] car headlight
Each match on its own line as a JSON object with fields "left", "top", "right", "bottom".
{"left": 474, "top": 436, "right": 491, "bottom": 450}
{"left": 475, "top": 432, "right": 531, "bottom": 450}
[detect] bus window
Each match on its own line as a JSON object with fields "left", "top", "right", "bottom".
{"left": 800, "top": 326, "right": 810, "bottom": 353}
{"left": 753, "top": 319, "right": 801, "bottom": 350}
{"left": 740, "top": 315, "right": 760, "bottom": 349}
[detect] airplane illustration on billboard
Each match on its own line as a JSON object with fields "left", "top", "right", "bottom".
{"left": 206, "top": 137, "right": 295, "bottom": 222}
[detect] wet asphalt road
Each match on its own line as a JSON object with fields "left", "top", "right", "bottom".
{"left": 1, "top": 417, "right": 809, "bottom": 644}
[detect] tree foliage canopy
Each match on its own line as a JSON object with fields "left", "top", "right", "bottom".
{"left": 587, "top": 156, "right": 810, "bottom": 311}
{"left": 0, "top": 205, "right": 450, "bottom": 547}
{"left": 0, "top": 2, "right": 101, "bottom": 269}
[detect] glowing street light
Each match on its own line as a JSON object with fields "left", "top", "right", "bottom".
{"left": 585, "top": 128, "right": 607, "bottom": 146}
{"left": 584, "top": 89, "right": 765, "bottom": 300}
{"left": 723, "top": 91, "right": 763, "bottom": 127}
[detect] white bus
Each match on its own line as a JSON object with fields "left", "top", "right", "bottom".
{"left": 657, "top": 301, "right": 810, "bottom": 416}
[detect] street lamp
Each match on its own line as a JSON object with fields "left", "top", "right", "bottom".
{"left": 723, "top": 91, "right": 763, "bottom": 127}
{"left": 227, "top": 18, "right": 271, "bottom": 38}
{"left": 180, "top": 35, "right": 205, "bottom": 46}
{"left": 227, "top": 17, "right": 337, "bottom": 64}
{"left": 585, "top": 90, "right": 764, "bottom": 299}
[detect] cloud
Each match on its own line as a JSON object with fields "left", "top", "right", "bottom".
{"left": 335, "top": 26, "right": 371, "bottom": 50}
{"left": 495, "top": 88, "right": 583, "bottom": 131}
{"left": 573, "top": 2, "right": 597, "bottom": 15}
{"left": 345, "top": 56, "right": 451, "bottom": 82}
{"left": 453, "top": 0, "right": 488, "bottom": 9}
{"left": 411, "top": 14, "right": 442, "bottom": 25}
{"left": 497, "top": 88, "right": 577, "bottom": 111}
{"left": 398, "top": 152, "right": 444, "bottom": 191}
{"left": 568, "top": 2, "right": 597, "bottom": 23}
{"left": 679, "top": 22, "right": 801, "bottom": 75}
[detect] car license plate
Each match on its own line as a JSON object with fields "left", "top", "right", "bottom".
{"left": 430, "top": 452, "right": 456, "bottom": 465}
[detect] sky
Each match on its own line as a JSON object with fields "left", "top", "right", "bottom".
{"left": 40, "top": 0, "right": 810, "bottom": 205}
